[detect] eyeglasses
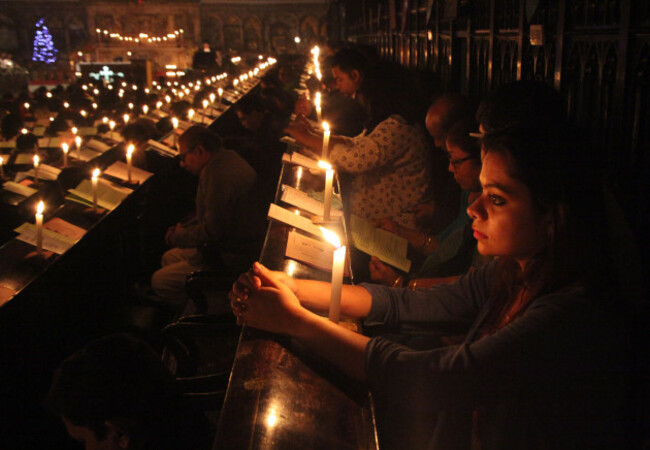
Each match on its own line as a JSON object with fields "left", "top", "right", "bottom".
{"left": 447, "top": 155, "right": 474, "bottom": 166}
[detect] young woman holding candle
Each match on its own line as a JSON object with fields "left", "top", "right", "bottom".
{"left": 230, "top": 120, "right": 632, "bottom": 448}
{"left": 285, "top": 62, "right": 431, "bottom": 229}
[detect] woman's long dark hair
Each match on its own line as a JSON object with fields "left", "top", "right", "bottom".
{"left": 356, "top": 62, "right": 422, "bottom": 133}
{"left": 481, "top": 121, "right": 614, "bottom": 327}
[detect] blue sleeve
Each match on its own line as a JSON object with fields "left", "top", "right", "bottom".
{"left": 362, "top": 260, "right": 496, "bottom": 331}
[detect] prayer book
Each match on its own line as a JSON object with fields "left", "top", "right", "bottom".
{"left": 14, "top": 222, "right": 76, "bottom": 255}
{"left": 67, "top": 178, "right": 132, "bottom": 210}
{"left": 147, "top": 139, "right": 178, "bottom": 157}
{"left": 267, "top": 203, "right": 323, "bottom": 238}
{"left": 349, "top": 215, "right": 412, "bottom": 272}
{"left": 17, "top": 164, "right": 61, "bottom": 181}
{"left": 85, "top": 138, "right": 112, "bottom": 153}
{"left": 2, "top": 181, "right": 37, "bottom": 197}
{"left": 280, "top": 185, "right": 343, "bottom": 217}
{"left": 37, "top": 137, "right": 61, "bottom": 148}
{"left": 104, "top": 161, "right": 153, "bottom": 184}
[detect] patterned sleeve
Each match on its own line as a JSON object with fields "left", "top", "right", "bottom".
{"left": 329, "top": 116, "right": 413, "bottom": 173}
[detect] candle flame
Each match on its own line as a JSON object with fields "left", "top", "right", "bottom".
{"left": 127, "top": 144, "right": 134, "bottom": 156}
{"left": 322, "top": 121, "right": 329, "bottom": 132}
{"left": 123, "top": 114, "right": 130, "bottom": 124}
{"left": 33, "top": 154, "right": 39, "bottom": 166}
{"left": 318, "top": 160, "right": 332, "bottom": 170}
{"left": 62, "top": 143, "right": 69, "bottom": 153}
{"left": 188, "top": 109, "right": 195, "bottom": 119}
{"left": 172, "top": 117, "right": 179, "bottom": 128}
{"left": 92, "top": 168, "right": 100, "bottom": 178}
{"left": 75, "top": 136, "right": 82, "bottom": 147}
{"left": 109, "top": 120, "right": 116, "bottom": 130}
{"left": 36, "top": 200, "right": 44, "bottom": 214}
{"left": 202, "top": 100, "right": 209, "bottom": 108}
{"left": 71, "top": 127, "right": 78, "bottom": 135}
{"left": 320, "top": 227, "right": 341, "bottom": 249}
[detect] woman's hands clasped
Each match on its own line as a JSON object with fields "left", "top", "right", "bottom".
{"left": 229, "top": 262, "right": 305, "bottom": 335}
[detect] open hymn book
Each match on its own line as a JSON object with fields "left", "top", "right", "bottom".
{"left": 349, "top": 215, "right": 411, "bottom": 273}
{"left": 67, "top": 178, "right": 132, "bottom": 210}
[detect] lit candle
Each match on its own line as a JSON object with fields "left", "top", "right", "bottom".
{"left": 123, "top": 114, "right": 129, "bottom": 125}
{"left": 109, "top": 120, "right": 116, "bottom": 132}
{"left": 61, "top": 142, "right": 69, "bottom": 167}
{"left": 322, "top": 121, "right": 330, "bottom": 160}
{"left": 156, "top": 101, "right": 163, "bottom": 110}
{"left": 35, "top": 201, "right": 44, "bottom": 254}
{"left": 320, "top": 227, "right": 346, "bottom": 323}
{"left": 188, "top": 109, "right": 195, "bottom": 123}
{"left": 91, "top": 168, "right": 100, "bottom": 211}
{"left": 0, "top": 156, "right": 4, "bottom": 178}
{"left": 126, "top": 144, "right": 134, "bottom": 183}
{"left": 315, "top": 92, "right": 322, "bottom": 122}
{"left": 75, "top": 136, "right": 82, "bottom": 160}
{"left": 33, "top": 154, "right": 40, "bottom": 182}
{"left": 171, "top": 117, "right": 179, "bottom": 147}
{"left": 202, "top": 99, "right": 209, "bottom": 124}
{"left": 71, "top": 126, "right": 78, "bottom": 136}
{"left": 318, "top": 160, "right": 334, "bottom": 220}
{"left": 209, "top": 93, "right": 216, "bottom": 104}
{"left": 142, "top": 104, "right": 149, "bottom": 115}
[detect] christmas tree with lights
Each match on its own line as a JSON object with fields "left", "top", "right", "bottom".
{"left": 32, "top": 18, "right": 58, "bottom": 64}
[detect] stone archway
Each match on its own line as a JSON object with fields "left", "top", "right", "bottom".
{"left": 243, "top": 15, "right": 262, "bottom": 52}
{"left": 223, "top": 15, "right": 243, "bottom": 51}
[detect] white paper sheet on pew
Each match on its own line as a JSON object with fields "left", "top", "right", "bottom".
{"left": 280, "top": 185, "right": 343, "bottom": 217}
{"left": 104, "top": 161, "right": 153, "bottom": 184}
{"left": 37, "top": 137, "right": 62, "bottom": 148}
{"left": 67, "top": 178, "right": 132, "bottom": 210}
{"left": 267, "top": 203, "right": 323, "bottom": 238}
{"left": 71, "top": 148, "right": 103, "bottom": 162}
{"left": 14, "top": 223, "right": 75, "bottom": 255}
{"left": 17, "top": 164, "right": 61, "bottom": 181}
{"left": 285, "top": 230, "right": 351, "bottom": 276}
{"left": 85, "top": 138, "right": 112, "bottom": 153}
{"left": 0, "top": 140, "right": 15, "bottom": 149}
{"left": 79, "top": 127, "right": 97, "bottom": 136}
{"left": 190, "top": 112, "right": 212, "bottom": 124}
{"left": 44, "top": 217, "right": 86, "bottom": 242}
{"left": 103, "top": 131, "right": 124, "bottom": 143}
{"left": 281, "top": 152, "right": 320, "bottom": 170}
{"left": 147, "top": 139, "right": 178, "bottom": 157}
{"left": 349, "top": 214, "right": 412, "bottom": 273}
{"left": 2, "top": 181, "right": 37, "bottom": 197}
{"left": 33, "top": 127, "right": 46, "bottom": 137}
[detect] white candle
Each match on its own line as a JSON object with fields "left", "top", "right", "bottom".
{"left": 218, "top": 88, "right": 223, "bottom": 102}
{"left": 322, "top": 121, "right": 330, "bottom": 160}
{"left": 61, "top": 143, "right": 69, "bottom": 167}
{"left": 35, "top": 201, "right": 44, "bottom": 254}
{"left": 320, "top": 227, "right": 345, "bottom": 323}
{"left": 315, "top": 92, "right": 322, "bottom": 122}
{"left": 318, "top": 160, "right": 334, "bottom": 220}
{"left": 75, "top": 136, "right": 82, "bottom": 160}
{"left": 33, "top": 154, "right": 40, "bottom": 182}
{"left": 202, "top": 100, "right": 209, "bottom": 124}
{"left": 126, "top": 144, "right": 134, "bottom": 183}
{"left": 92, "top": 168, "right": 100, "bottom": 211}
{"left": 171, "top": 117, "right": 179, "bottom": 148}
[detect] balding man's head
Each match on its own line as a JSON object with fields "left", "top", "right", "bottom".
{"left": 425, "top": 93, "right": 473, "bottom": 150}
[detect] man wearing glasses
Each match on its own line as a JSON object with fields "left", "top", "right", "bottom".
{"left": 151, "top": 125, "right": 258, "bottom": 302}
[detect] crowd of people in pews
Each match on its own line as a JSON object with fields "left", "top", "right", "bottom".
{"left": 1, "top": 41, "right": 643, "bottom": 449}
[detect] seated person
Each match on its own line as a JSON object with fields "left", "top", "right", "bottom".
{"left": 369, "top": 118, "right": 483, "bottom": 288}
{"left": 230, "top": 117, "right": 632, "bottom": 449}
{"left": 286, "top": 63, "right": 431, "bottom": 229}
{"left": 192, "top": 40, "right": 218, "bottom": 71}
{"left": 151, "top": 125, "right": 259, "bottom": 302}
{"left": 231, "top": 94, "right": 286, "bottom": 201}
{"left": 45, "top": 334, "right": 210, "bottom": 450}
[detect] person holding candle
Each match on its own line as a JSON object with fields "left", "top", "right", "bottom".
{"left": 286, "top": 63, "right": 431, "bottom": 229}
{"left": 230, "top": 119, "right": 633, "bottom": 449}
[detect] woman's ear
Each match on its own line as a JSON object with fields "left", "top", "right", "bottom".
{"left": 104, "top": 420, "right": 131, "bottom": 449}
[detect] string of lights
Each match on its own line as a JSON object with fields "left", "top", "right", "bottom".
{"left": 95, "top": 28, "right": 185, "bottom": 44}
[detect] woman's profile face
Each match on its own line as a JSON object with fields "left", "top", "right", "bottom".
{"left": 467, "top": 150, "right": 549, "bottom": 267}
